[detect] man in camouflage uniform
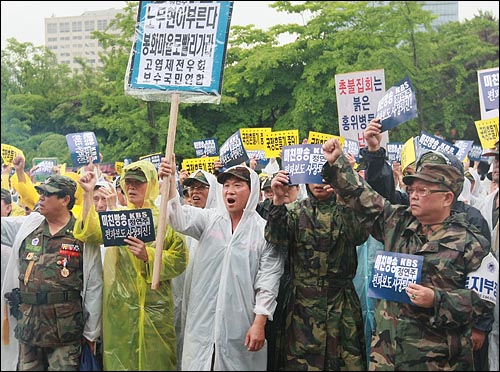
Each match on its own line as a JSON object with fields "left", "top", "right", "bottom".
{"left": 265, "top": 171, "right": 369, "bottom": 370}
{"left": 1, "top": 175, "right": 87, "bottom": 371}
{"left": 321, "top": 138, "right": 496, "bottom": 371}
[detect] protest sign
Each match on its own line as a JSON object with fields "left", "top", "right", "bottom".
{"left": 368, "top": 251, "right": 423, "bottom": 305}
{"left": 32, "top": 158, "right": 58, "bottom": 183}
{"left": 453, "top": 140, "right": 474, "bottom": 162}
{"left": 386, "top": 142, "right": 404, "bottom": 164}
{"left": 139, "top": 152, "right": 163, "bottom": 171}
{"left": 307, "top": 131, "right": 344, "bottom": 146}
{"left": 477, "top": 67, "right": 499, "bottom": 120}
{"left": 264, "top": 130, "right": 299, "bottom": 158}
{"left": 181, "top": 156, "right": 219, "bottom": 174}
{"left": 65, "top": 132, "right": 100, "bottom": 168}
{"left": 240, "top": 128, "right": 272, "bottom": 150}
{"left": 400, "top": 137, "right": 416, "bottom": 171}
{"left": 475, "top": 118, "right": 499, "bottom": 149}
{"left": 418, "top": 131, "right": 459, "bottom": 156}
{"left": 343, "top": 138, "right": 360, "bottom": 161}
{"left": 219, "top": 130, "right": 248, "bottom": 167}
{"left": 193, "top": 138, "right": 218, "bottom": 157}
{"left": 281, "top": 144, "right": 326, "bottom": 185}
{"left": 1, "top": 144, "right": 24, "bottom": 165}
{"left": 125, "top": 1, "right": 234, "bottom": 104}
{"left": 376, "top": 76, "right": 418, "bottom": 132}
{"left": 99, "top": 208, "right": 155, "bottom": 247}
{"left": 335, "top": 69, "right": 388, "bottom": 148}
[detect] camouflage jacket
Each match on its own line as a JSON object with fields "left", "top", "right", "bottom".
{"left": 322, "top": 155, "right": 495, "bottom": 371}
{"left": 265, "top": 190, "right": 369, "bottom": 370}
{"left": 17, "top": 216, "right": 84, "bottom": 347}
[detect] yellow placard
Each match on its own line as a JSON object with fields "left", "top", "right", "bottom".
{"left": 264, "top": 130, "right": 299, "bottom": 158}
{"left": 115, "top": 162, "right": 124, "bottom": 176}
{"left": 181, "top": 156, "right": 220, "bottom": 175}
{"left": 307, "top": 131, "right": 345, "bottom": 147}
{"left": 475, "top": 118, "right": 499, "bottom": 149}
{"left": 400, "top": 137, "right": 416, "bottom": 172}
{"left": 1, "top": 144, "right": 24, "bottom": 165}
{"left": 240, "top": 128, "right": 272, "bottom": 150}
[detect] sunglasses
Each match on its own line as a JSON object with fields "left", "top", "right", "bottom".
{"left": 37, "top": 190, "right": 61, "bottom": 198}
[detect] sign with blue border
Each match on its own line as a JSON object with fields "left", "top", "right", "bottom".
{"left": 369, "top": 251, "right": 423, "bottom": 304}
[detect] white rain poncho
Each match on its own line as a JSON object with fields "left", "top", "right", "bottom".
{"left": 171, "top": 169, "right": 221, "bottom": 369}
{"left": 167, "top": 165, "right": 283, "bottom": 371}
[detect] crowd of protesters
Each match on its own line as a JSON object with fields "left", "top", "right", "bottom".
{"left": 1, "top": 119, "right": 498, "bottom": 371}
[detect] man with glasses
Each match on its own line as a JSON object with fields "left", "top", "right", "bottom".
{"left": 321, "top": 137, "right": 497, "bottom": 371}
{"left": 1, "top": 175, "right": 99, "bottom": 371}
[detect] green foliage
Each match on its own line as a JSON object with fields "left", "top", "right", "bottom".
{"left": 1, "top": 1, "right": 498, "bottom": 172}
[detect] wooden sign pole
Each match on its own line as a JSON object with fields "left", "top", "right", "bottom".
{"left": 152, "top": 93, "right": 180, "bottom": 290}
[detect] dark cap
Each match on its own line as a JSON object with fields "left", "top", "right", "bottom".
{"left": 403, "top": 163, "right": 464, "bottom": 197}
{"left": 217, "top": 166, "right": 251, "bottom": 187}
{"left": 1, "top": 188, "right": 11, "bottom": 204}
{"left": 123, "top": 168, "right": 147, "bottom": 183}
{"left": 482, "top": 141, "right": 499, "bottom": 157}
{"left": 464, "top": 171, "right": 475, "bottom": 183}
{"left": 183, "top": 170, "right": 209, "bottom": 187}
{"left": 35, "top": 175, "right": 77, "bottom": 196}
{"left": 261, "top": 177, "right": 272, "bottom": 190}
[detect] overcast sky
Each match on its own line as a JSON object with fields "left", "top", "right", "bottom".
{"left": 1, "top": 1, "right": 499, "bottom": 49}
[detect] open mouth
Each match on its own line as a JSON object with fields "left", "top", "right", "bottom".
{"left": 227, "top": 198, "right": 236, "bottom": 204}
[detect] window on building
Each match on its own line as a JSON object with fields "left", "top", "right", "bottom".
{"left": 59, "top": 22, "right": 70, "bottom": 33}
{"left": 97, "top": 19, "right": 108, "bottom": 30}
{"left": 47, "top": 23, "right": 57, "bottom": 34}
{"left": 85, "top": 20, "right": 95, "bottom": 31}
{"left": 72, "top": 21, "right": 82, "bottom": 32}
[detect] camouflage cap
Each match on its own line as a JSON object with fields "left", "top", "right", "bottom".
{"left": 217, "top": 166, "right": 251, "bottom": 187}
{"left": 1, "top": 188, "right": 11, "bottom": 204}
{"left": 35, "top": 175, "right": 77, "bottom": 196}
{"left": 261, "top": 176, "right": 272, "bottom": 190}
{"left": 416, "top": 150, "right": 463, "bottom": 174}
{"left": 403, "top": 163, "right": 464, "bottom": 197}
{"left": 482, "top": 141, "right": 499, "bottom": 157}
{"left": 123, "top": 168, "right": 147, "bottom": 183}
{"left": 183, "top": 170, "right": 209, "bottom": 187}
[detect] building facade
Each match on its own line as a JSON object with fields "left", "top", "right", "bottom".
{"left": 44, "top": 8, "right": 122, "bottom": 72}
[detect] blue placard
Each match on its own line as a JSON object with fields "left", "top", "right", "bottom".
{"left": 99, "top": 208, "right": 155, "bottom": 247}
{"left": 65, "top": 132, "right": 100, "bottom": 167}
{"left": 369, "top": 251, "right": 423, "bottom": 304}
{"left": 376, "top": 76, "right": 418, "bottom": 132}
{"left": 193, "top": 137, "right": 218, "bottom": 157}
{"left": 478, "top": 68, "right": 499, "bottom": 113}
{"left": 246, "top": 149, "right": 269, "bottom": 171}
{"left": 453, "top": 140, "right": 474, "bottom": 162}
{"left": 281, "top": 144, "right": 326, "bottom": 185}
{"left": 343, "top": 138, "right": 360, "bottom": 162}
{"left": 418, "top": 131, "right": 459, "bottom": 156}
{"left": 126, "top": 1, "right": 233, "bottom": 98}
{"left": 139, "top": 152, "right": 163, "bottom": 171}
{"left": 468, "top": 144, "right": 486, "bottom": 162}
{"left": 219, "top": 130, "right": 249, "bottom": 167}
{"left": 386, "top": 142, "right": 404, "bottom": 164}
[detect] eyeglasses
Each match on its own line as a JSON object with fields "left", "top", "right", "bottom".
{"left": 187, "top": 185, "right": 209, "bottom": 192}
{"left": 406, "top": 186, "right": 450, "bottom": 197}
